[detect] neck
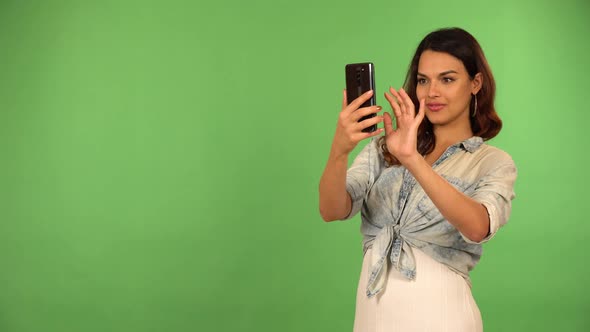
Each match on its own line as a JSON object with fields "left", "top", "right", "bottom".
{"left": 432, "top": 121, "right": 473, "bottom": 150}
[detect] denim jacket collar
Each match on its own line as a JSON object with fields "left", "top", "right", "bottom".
{"left": 460, "top": 136, "right": 484, "bottom": 153}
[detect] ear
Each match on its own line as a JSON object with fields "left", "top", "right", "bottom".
{"left": 472, "top": 73, "right": 483, "bottom": 95}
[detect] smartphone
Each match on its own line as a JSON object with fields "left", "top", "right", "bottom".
{"left": 345, "top": 62, "right": 377, "bottom": 133}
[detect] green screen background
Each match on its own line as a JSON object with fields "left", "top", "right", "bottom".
{"left": 1, "top": 0, "right": 588, "bottom": 331}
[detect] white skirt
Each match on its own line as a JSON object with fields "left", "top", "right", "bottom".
{"left": 353, "top": 247, "right": 483, "bottom": 332}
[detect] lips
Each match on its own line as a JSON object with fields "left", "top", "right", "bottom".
{"left": 426, "top": 103, "right": 445, "bottom": 112}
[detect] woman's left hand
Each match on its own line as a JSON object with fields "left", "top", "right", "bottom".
{"left": 383, "top": 87, "right": 425, "bottom": 165}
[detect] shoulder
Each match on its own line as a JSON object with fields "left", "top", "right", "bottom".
{"left": 472, "top": 143, "right": 517, "bottom": 175}
{"left": 356, "top": 137, "right": 385, "bottom": 159}
{"left": 348, "top": 137, "right": 387, "bottom": 169}
{"left": 476, "top": 144, "right": 514, "bottom": 162}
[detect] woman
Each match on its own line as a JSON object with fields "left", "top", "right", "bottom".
{"left": 319, "top": 27, "right": 517, "bottom": 331}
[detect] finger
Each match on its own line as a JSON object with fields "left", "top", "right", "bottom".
{"left": 351, "top": 105, "right": 382, "bottom": 122}
{"left": 354, "top": 128, "right": 384, "bottom": 142}
{"left": 399, "top": 88, "right": 416, "bottom": 115}
{"left": 389, "top": 87, "right": 406, "bottom": 115}
{"left": 344, "top": 90, "right": 374, "bottom": 114}
{"left": 355, "top": 113, "right": 384, "bottom": 131}
{"left": 384, "top": 90, "right": 402, "bottom": 119}
{"left": 342, "top": 89, "right": 347, "bottom": 110}
{"left": 383, "top": 111, "right": 395, "bottom": 137}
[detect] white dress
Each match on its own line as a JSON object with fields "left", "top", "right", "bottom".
{"left": 353, "top": 247, "right": 483, "bottom": 332}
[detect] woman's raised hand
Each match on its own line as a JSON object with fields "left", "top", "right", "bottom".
{"left": 383, "top": 87, "right": 425, "bottom": 164}
{"left": 330, "top": 89, "right": 384, "bottom": 158}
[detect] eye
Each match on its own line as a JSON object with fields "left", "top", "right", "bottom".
{"left": 417, "top": 78, "right": 428, "bottom": 85}
{"left": 442, "top": 77, "right": 455, "bottom": 83}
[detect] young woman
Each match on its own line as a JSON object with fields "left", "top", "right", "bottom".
{"left": 319, "top": 27, "right": 517, "bottom": 331}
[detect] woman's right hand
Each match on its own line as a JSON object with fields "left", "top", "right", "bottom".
{"left": 330, "top": 89, "right": 384, "bottom": 158}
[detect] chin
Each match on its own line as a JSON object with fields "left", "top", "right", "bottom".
{"left": 425, "top": 113, "right": 445, "bottom": 125}
{"left": 427, "top": 112, "right": 471, "bottom": 129}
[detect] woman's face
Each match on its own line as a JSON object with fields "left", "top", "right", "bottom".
{"left": 415, "top": 50, "right": 481, "bottom": 129}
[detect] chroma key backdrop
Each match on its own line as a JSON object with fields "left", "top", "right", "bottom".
{"left": 0, "top": 0, "right": 588, "bottom": 331}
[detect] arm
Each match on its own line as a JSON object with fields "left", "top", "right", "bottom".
{"left": 319, "top": 151, "right": 352, "bottom": 222}
{"left": 319, "top": 90, "right": 383, "bottom": 222}
{"left": 404, "top": 155, "right": 490, "bottom": 242}
{"left": 382, "top": 87, "right": 491, "bottom": 242}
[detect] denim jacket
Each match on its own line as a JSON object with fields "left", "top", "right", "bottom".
{"left": 345, "top": 136, "right": 517, "bottom": 298}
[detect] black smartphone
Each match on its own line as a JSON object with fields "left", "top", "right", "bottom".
{"left": 345, "top": 62, "right": 376, "bottom": 133}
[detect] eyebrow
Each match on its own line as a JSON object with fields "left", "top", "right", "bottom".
{"left": 417, "top": 70, "right": 458, "bottom": 77}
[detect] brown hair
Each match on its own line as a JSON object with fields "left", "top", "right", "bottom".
{"left": 379, "top": 27, "right": 502, "bottom": 166}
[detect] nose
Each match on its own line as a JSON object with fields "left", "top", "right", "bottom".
{"left": 427, "top": 81, "right": 440, "bottom": 98}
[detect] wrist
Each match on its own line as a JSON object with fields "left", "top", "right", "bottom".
{"left": 329, "top": 141, "right": 352, "bottom": 162}
{"left": 328, "top": 148, "right": 349, "bottom": 163}
{"left": 399, "top": 153, "right": 425, "bottom": 171}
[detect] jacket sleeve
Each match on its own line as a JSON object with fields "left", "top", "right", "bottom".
{"left": 463, "top": 158, "right": 517, "bottom": 244}
{"left": 342, "top": 138, "right": 383, "bottom": 220}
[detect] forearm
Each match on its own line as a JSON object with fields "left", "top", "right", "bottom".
{"left": 404, "top": 155, "right": 490, "bottom": 242}
{"left": 319, "top": 149, "right": 352, "bottom": 222}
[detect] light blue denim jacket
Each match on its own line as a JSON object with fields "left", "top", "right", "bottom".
{"left": 345, "top": 136, "right": 517, "bottom": 298}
